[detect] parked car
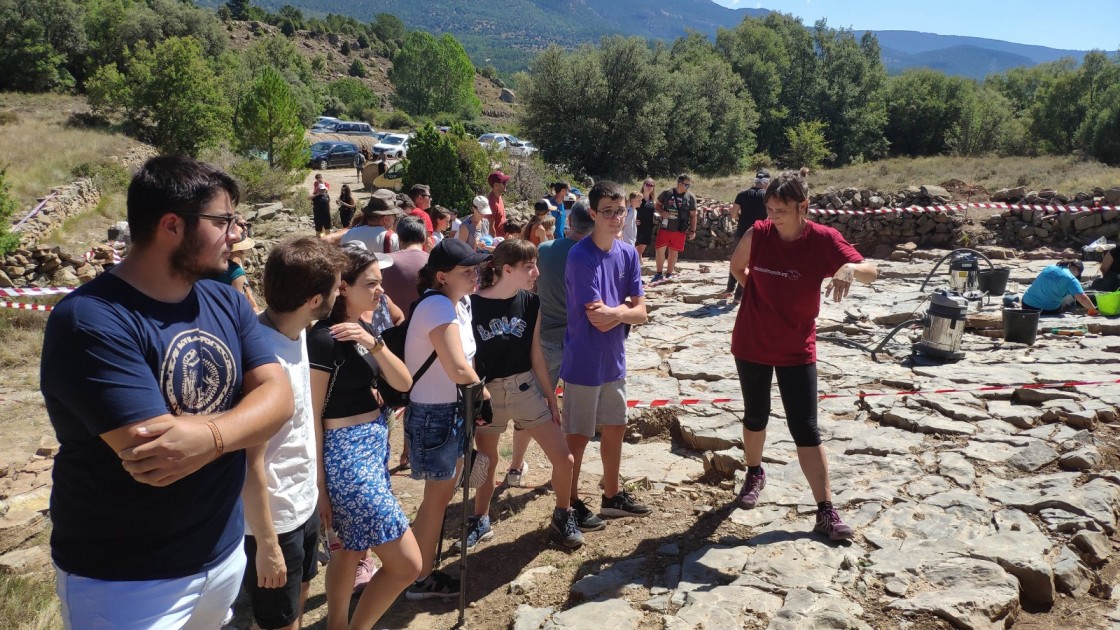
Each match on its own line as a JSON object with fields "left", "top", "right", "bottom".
{"left": 310, "top": 116, "right": 340, "bottom": 132}
{"left": 478, "top": 133, "right": 521, "bottom": 150}
{"left": 507, "top": 140, "right": 537, "bottom": 158}
{"left": 309, "top": 141, "right": 359, "bottom": 170}
{"left": 372, "top": 160, "right": 405, "bottom": 191}
{"left": 373, "top": 133, "right": 410, "bottom": 158}
{"left": 331, "top": 121, "right": 377, "bottom": 136}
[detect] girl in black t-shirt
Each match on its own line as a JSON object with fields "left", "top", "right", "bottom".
{"left": 338, "top": 184, "right": 357, "bottom": 229}
{"left": 467, "top": 239, "right": 584, "bottom": 549}
{"left": 307, "top": 244, "right": 422, "bottom": 628}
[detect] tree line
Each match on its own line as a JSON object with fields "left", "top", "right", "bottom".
{"left": 519, "top": 13, "right": 1120, "bottom": 178}
{"left": 0, "top": 0, "right": 481, "bottom": 160}
{"left": 3, "top": 1, "right": 1117, "bottom": 182}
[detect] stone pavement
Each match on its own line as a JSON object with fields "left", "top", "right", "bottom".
{"left": 520, "top": 254, "right": 1120, "bottom": 630}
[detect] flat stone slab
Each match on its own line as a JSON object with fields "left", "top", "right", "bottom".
{"left": 543, "top": 598, "right": 641, "bottom": 629}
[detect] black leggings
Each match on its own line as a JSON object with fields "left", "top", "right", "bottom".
{"left": 735, "top": 359, "right": 820, "bottom": 447}
{"left": 724, "top": 225, "right": 750, "bottom": 297}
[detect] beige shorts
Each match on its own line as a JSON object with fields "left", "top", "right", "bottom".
{"left": 561, "top": 379, "right": 627, "bottom": 438}
{"left": 478, "top": 371, "right": 553, "bottom": 435}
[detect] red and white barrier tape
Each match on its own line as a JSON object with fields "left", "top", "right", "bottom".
{"left": 568, "top": 378, "right": 1120, "bottom": 408}
{"left": 0, "top": 300, "right": 53, "bottom": 312}
{"left": 697, "top": 201, "right": 1117, "bottom": 217}
{"left": 0, "top": 286, "right": 76, "bottom": 297}
{"left": 84, "top": 248, "right": 123, "bottom": 264}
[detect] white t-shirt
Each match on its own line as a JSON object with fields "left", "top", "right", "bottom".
{"left": 405, "top": 292, "right": 475, "bottom": 404}
{"left": 341, "top": 225, "right": 398, "bottom": 253}
{"left": 247, "top": 324, "right": 318, "bottom": 535}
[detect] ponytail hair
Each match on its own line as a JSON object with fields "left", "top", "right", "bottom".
{"left": 764, "top": 170, "right": 810, "bottom": 206}
{"left": 480, "top": 239, "right": 538, "bottom": 289}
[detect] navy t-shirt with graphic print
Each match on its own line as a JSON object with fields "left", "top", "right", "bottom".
{"left": 41, "top": 273, "right": 276, "bottom": 581}
{"left": 470, "top": 289, "right": 538, "bottom": 380}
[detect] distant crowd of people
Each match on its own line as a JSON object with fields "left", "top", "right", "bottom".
{"left": 41, "top": 155, "right": 880, "bottom": 629}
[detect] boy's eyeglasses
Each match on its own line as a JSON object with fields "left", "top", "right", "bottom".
{"left": 595, "top": 209, "right": 626, "bottom": 219}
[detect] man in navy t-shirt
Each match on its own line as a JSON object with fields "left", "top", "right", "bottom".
{"left": 41, "top": 155, "right": 294, "bottom": 628}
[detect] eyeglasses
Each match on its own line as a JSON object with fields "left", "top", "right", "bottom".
{"left": 235, "top": 222, "right": 252, "bottom": 241}
{"left": 682, "top": 183, "right": 692, "bottom": 188}
{"left": 595, "top": 209, "right": 626, "bottom": 219}
{"left": 178, "top": 211, "right": 240, "bottom": 234}
{"left": 418, "top": 193, "right": 431, "bottom": 198}
{"left": 643, "top": 183, "right": 654, "bottom": 187}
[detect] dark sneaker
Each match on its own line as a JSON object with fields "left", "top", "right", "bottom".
{"left": 651, "top": 272, "right": 664, "bottom": 283}
{"left": 664, "top": 273, "right": 675, "bottom": 281}
{"left": 550, "top": 509, "right": 584, "bottom": 549}
{"left": 405, "top": 570, "right": 460, "bottom": 600}
{"left": 451, "top": 515, "right": 493, "bottom": 551}
{"left": 571, "top": 498, "right": 606, "bottom": 532}
{"left": 814, "top": 506, "right": 855, "bottom": 541}
{"left": 600, "top": 490, "right": 652, "bottom": 518}
{"left": 736, "top": 468, "right": 766, "bottom": 510}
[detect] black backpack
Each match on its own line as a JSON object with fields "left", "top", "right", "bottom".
{"left": 377, "top": 291, "right": 440, "bottom": 408}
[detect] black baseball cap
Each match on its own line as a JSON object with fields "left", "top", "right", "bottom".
{"left": 427, "top": 238, "right": 492, "bottom": 271}
{"left": 755, "top": 169, "right": 771, "bottom": 179}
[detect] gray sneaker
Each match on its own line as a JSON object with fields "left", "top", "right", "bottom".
{"left": 505, "top": 462, "right": 529, "bottom": 487}
{"left": 550, "top": 508, "right": 584, "bottom": 549}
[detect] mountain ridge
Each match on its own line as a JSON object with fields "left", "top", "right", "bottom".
{"left": 213, "top": 0, "right": 1091, "bottom": 79}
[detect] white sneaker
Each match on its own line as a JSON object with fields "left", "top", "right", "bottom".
{"left": 505, "top": 462, "right": 529, "bottom": 487}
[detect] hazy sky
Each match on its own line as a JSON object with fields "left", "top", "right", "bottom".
{"left": 710, "top": 0, "right": 1120, "bottom": 51}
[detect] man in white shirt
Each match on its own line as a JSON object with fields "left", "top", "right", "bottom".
{"left": 243, "top": 236, "right": 348, "bottom": 630}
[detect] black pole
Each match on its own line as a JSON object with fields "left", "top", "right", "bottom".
{"left": 456, "top": 381, "right": 482, "bottom": 629}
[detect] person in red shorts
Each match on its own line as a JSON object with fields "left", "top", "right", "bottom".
{"left": 652, "top": 174, "right": 697, "bottom": 283}
{"left": 728, "top": 169, "right": 879, "bottom": 541}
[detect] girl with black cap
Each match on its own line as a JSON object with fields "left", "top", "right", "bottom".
{"left": 403, "top": 238, "right": 491, "bottom": 600}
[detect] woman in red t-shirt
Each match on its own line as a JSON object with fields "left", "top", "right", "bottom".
{"left": 727, "top": 169, "right": 878, "bottom": 541}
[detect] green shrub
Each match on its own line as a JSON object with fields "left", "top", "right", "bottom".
{"left": 0, "top": 169, "right": 22, "bottom": 255}
{"left": 72, "top": 160, "right": 131, "bottom": 192}
{"left": 0, "top": 110, "right": 18, "bottom": 126}
{"left": 348, "top": 59, "right": 366, "bottom": 78}
{"left": 230, "top": 157, "right": 304, "bottom": 203}
{"left": 784, "top": 121, "right": 830, "bottom": 171}
{"left": 381, "top": 109, "right": 413, "bottom": 130}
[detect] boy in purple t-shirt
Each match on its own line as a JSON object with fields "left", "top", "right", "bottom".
{"left": 561, "top": 180, "right": 651, "bottom": 531}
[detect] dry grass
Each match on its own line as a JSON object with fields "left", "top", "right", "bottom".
{"left": 0, "top": 574, "right": 61, "bottom": 630}
{"left": 41, "top": 190, "right": 126, "bottom": 249}
{"left": 0, "top": 93, "right": 139, "bottom": 209}
{"left": 685, "top": 155, "right": 1120, "bottom": 203}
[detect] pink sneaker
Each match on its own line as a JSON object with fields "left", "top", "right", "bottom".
{"left": 353, "top": 556, "right": 377, "bottom": 594}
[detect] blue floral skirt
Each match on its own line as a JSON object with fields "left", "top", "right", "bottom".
{"left": 323, "top": 413, "right": 409, "bottom": 550}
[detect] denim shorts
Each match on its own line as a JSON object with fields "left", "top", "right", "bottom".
{"left": 540, "top": 340, "right": 563, "bottom": 390}
{"left": 405, "top": 401, "right": 465, "bottom": 481}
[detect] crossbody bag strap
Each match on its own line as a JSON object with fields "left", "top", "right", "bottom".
{"left": 408, "top": 352, "right": 438, "bottom": 393}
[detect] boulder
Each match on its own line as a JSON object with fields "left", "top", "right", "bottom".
{"left": 500, "top": 88, "right": 516, "bottom": 103}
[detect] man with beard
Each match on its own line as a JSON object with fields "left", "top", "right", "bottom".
{"left": 241, "top": 237, "right": 349, "bottom": 630}
{"left": 41, "top": 155, "right": 294, "bottom": 627}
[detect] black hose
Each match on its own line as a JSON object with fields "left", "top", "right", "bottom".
{"left": 918, "top": 248, "right": 995, "bottom": 292}
{"left": 819, "top": 317, "right": 924, "bottom": 362}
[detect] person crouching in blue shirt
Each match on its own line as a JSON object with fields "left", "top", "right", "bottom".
{"left": 1022, "top": 259, "right": 1099, "bottom": 316}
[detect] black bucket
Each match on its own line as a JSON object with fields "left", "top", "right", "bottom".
{"left": 978, "top": 268, "right": 1011, "bottom": 296}
{"left": 1002, "top": 308, "right": 1040, "bottom": 345}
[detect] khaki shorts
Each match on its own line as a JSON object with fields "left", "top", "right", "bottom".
{"left": 478, "top": 371, "right": 553, "bottom": 435}
{"left": 562, "top": 379, "right": 627, "bottom": 438}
